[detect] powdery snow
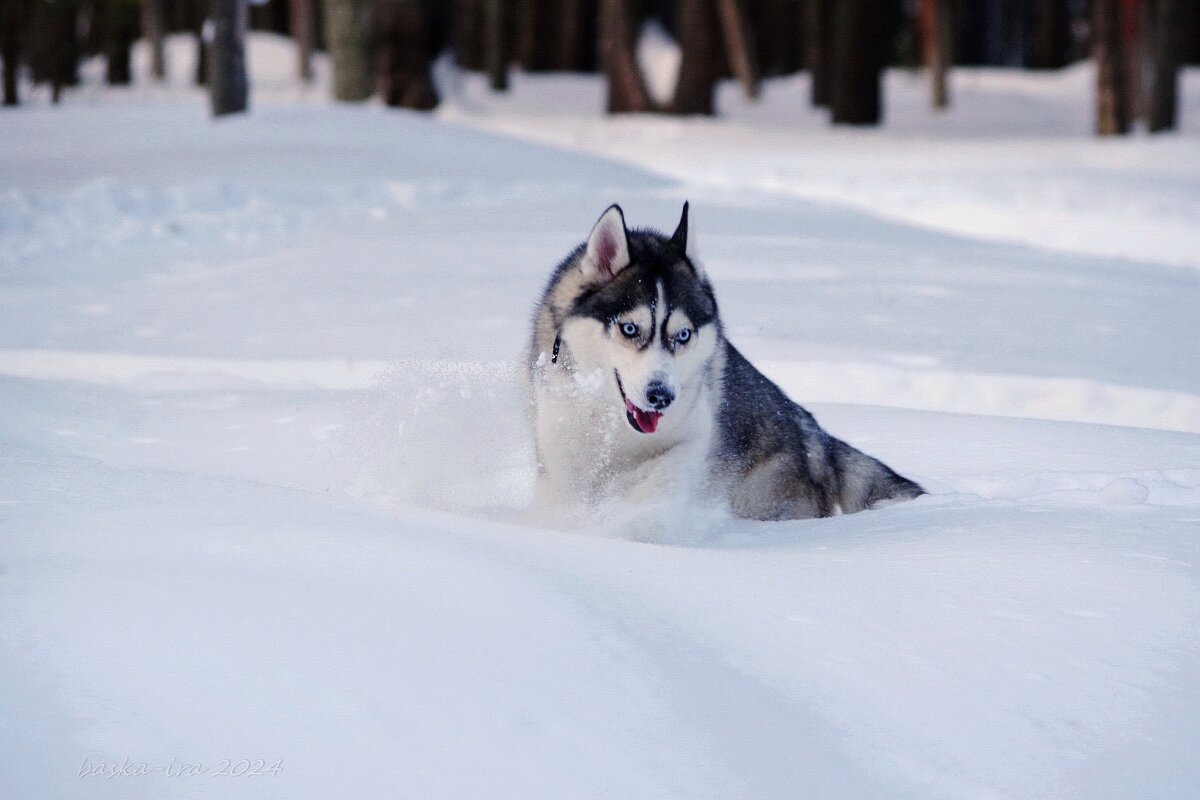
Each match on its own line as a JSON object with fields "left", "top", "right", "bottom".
{"left": 1, "top": 33, "right": 1199, "bottom": 800}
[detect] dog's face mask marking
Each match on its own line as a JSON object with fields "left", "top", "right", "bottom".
{"left": 561, "top": 203, "right": 717, "bottom": 435}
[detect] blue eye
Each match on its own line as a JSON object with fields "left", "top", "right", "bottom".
{"left": 620, "top": 322, "right": 639, "bottom": 338}
{"left": 676, "top": 328, "right": 692, "bottom": 344}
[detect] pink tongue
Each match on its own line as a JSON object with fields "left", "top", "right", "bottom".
{"left": 625, "top": 399, "right": 662, "bottom": 433}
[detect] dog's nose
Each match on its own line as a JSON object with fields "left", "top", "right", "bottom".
{"left": 645, "top": 381, "right": 675, "bottom": 410}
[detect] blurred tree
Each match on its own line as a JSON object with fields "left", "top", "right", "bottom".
{"left": 81, "top": 0, "right": 106, "bottom": 57}
{"left": 29, "top": 0, "right": 82, "bottom": 102}
{"left": 957, "top": 0, "right": 1024, "bottom": 66}
{"left": 717, "top": 0, "right": 760, "bottom": 98}
{"left": 374, "top": 0, "right": 439, "bottom": 108}
{"left": 249, "top": 0, "right": 287, "bottom": 32}
{"left": 555, "top": 0, "right": 597, "bottom": 71}
{"left": 140, "top": 0, "right": 167, "bottom": 79}
{"left": 1029, "top": 0, "right": 1070, "bottom": 68}
{"left": 104, "top": 0, "right": 140, "bottom": 84}
{"left": 921, "top": 0, "right": 952, "bottom": 108}
{"left": 754, "top": 0, "right": 804, "bottom": 77}
{"left": 1, "top": 0, "right": 31, "bottom": 105}
{"left": 209, "top": 0, "right": 248, "bottom": 114}
{"left": 515, "top": 0, "right": 554, "bottom": 69}
{"left": 1144, "top": 0, "right": 1180, "bottom": 131}
{"left": 514, "top": 0, "right": 593, "bottom": 71}
{"left": 323, "top": 0, "right": 372, "bottom": 99}
{"left": 1093, "top": 0, "right": 1130, "bottom": 134}
{"left": 1185, "top": 3, "right": 1200, "bottom": 64}
{"left": 453, "top": 0, "right": 486, "bottom": 70}
{"left": 485, "top": 0, "right": 509, "bottom": 90}
{"left": 290, "top": 0, "right": 316, "bottom": 81}
{"left": 53, "top": 0, "right": 81, "bottom": 98}
{"left": 805, "top": 0, "right": 832, "bottom": 106}
{"left": 831, "top": 0, "right": 884, "bottom": 124}
{"left": 671, "top": 0, "right": 720, "bottom": 113}
{"left": 599, "top": 0, "right": 654, "bottom": 111}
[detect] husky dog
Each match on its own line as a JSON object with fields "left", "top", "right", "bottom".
{"left": 527, "top": 203, "right": 924, "bottom": 520}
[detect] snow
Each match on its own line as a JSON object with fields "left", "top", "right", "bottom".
{"left": 445, "top": 35, "right": 1200, "bottom": 271}
{"left": 2, "top": 34, "right": 1200, "bottom": 800}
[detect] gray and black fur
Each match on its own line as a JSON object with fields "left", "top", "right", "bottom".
{"left": 713, "top": 346, "right": 924, "bottom": 518}
{"left": 528, "top": 203, "right": 924, "bottom": 520}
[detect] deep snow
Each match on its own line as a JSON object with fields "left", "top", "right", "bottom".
{"left": 2, "top": 33, "right": 1199, "bottom": 800}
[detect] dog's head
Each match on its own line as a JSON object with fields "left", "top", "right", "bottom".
{"left": 559, "top": 203, "right": 719, "bottom": 435}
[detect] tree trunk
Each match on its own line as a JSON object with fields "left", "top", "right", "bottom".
{"left": 209, "top": 0, "right": 248, "bottom": 115}
{"left": 555, "top": 0, "right": 597, "bottom": 71}
{"left": 194, "top": 27, "right": 208, "bottom": 84}
{"left": 515, "top": 0, "right": 558, "bottom": 70}
{"left": 1145, "top": 0, "right": 1180, "bottom": 131}
{"left": 514, "top": 0, "right": 535, "bottom": 69}
{"left": 453, "top": 0, "right": 485, "bottom": 70}
{"left": 831, "top": 0, "right": 884, "bottom": 124}
{"left": 1123, "top": 0, "right": 1143, "bottom": 124}
{"left": 556, "top": 0, "right": 583, "bottom": 70}
{"left": 187, "top": 0, "right": 208, "bottom": 85}
{"left": 28, "top": 0, "right": 80, "bottom": 97}
{"left": 140, "top": 0, "right": 167, "bottom": 80}
{"left": 805, "top": 0, "right": 833, "bottom": 106}
{"left": 1030, "top": 0, "right": 1070, "bottom": 68}
{"left": 716, "top": 0, "right": 760, "bottom": 98}
{"left": 249, "top": 0, "right": 288, "bottom": 33}
{"left": 323, "top": 0, "right": 372, "bottom": 100}
{"left": 757, "top": 0, "right": 804, "bottom": 77}
{"left": 374, "top": 0, "right": 438, "bottom": 109}
{"left": 921, "top": 0, "right": 952, "bottom": 108}
{"left": 1094, "top": 0, "right": 1129, "bottom": 134}
{"left": 486, "top": 0, "right": 509, "bottom": 90}
{"left": 1183, "top": 1, "right": 1199, "bottom": 65}
{"left": 1, "top": 39, "right": 18, "bottom": 105}
{"left": 46, "top": 0, "right": 81, "bottom": 101}
{"left": 106, "top": 0, "right": 140, "bottom": 84}
{"left": 1, "top": 0, "right": 28, "bottom": 106}
{"left": 290, "top": 0, "right": 316, "bottom": 82}
{"left": 28, "top": 1, "right": 47, "bottom": 85}
{"left": 599, "top": 0, "right": 654, "bottom": 112}
{"left": 672, "top": 0, "right": 721, "bottom": 114}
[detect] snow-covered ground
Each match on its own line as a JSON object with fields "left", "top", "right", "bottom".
{"left": 2, "top": 34, "right": 1199, "bottom": 799}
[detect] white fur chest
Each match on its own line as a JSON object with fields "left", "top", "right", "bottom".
{"left": 531, "top": 362, "right": 715, "bottom": 508}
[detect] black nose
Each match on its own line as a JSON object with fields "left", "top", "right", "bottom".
{"left": 645, "top": 381, "right": 674, "bottom": 410}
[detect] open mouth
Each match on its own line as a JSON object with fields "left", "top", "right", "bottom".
{"left": 615, "top": 370, "right": 662, "bottom": 434}
{"left": 624, "top": 398, "right": 662, "bottom": 434}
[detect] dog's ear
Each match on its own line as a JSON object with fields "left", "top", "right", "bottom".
{"left": 670, "top": 201, "right": 689, "bottom": 253}
{"left": 670, "top": 201, "right": 699, "bottom": 263}
{"left": 582, "top": 205, "right": 631, "bottom": 281}
{"left": 670, "top": 201, "right": 702, "bottom": 275}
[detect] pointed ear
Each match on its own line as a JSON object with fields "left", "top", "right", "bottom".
{"left": 582, "top": 205, "right": 631, "bottom": 281}
{"left": 670, "top": 201, "right": 689, "bottom": 253}
{"left": 671, "top": 201, "right": 700, "bottom": 268}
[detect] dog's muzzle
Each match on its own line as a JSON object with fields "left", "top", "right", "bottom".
{"left": 615, "top": 370, "right": 664, "bottom": 434}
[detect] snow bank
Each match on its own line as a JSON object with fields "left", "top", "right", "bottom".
{"left": 2, "top": 32, "right": 1199, "bottom": 800}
